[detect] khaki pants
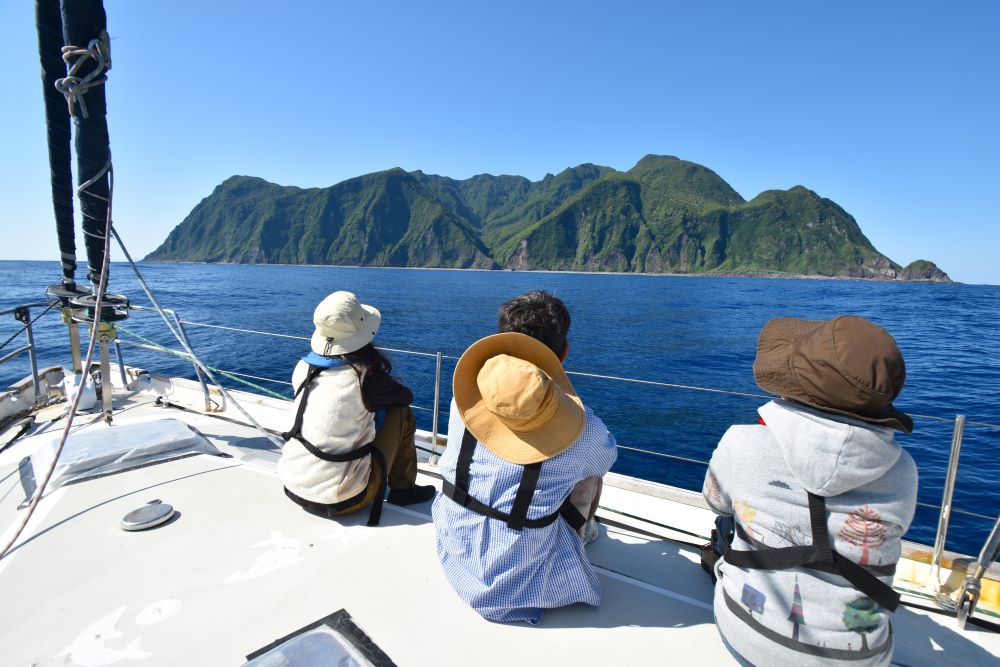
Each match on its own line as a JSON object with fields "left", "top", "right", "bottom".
{"left": 331, "top": 404, "right": 418, "bottom": 516}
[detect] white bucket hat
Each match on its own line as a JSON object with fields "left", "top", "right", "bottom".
{"left": 310, "top": 291, "right": 381, "bottom": 356}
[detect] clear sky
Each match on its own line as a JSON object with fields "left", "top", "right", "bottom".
{"left": 1, "top": 1, "right": 997, "bottom": 283}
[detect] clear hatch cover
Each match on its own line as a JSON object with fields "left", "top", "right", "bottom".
{"left": 24, "top": 418, "right": 221, "bottom": 491}
{"left": 244, "top": 610, "right": 395, "bottom": 667}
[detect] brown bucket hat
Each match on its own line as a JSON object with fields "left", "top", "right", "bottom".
{"left": 753, "top": 315, "right": 912, "bottom": 433}
{"left": 453, "top": 332, "right": 585, "bottom": 465}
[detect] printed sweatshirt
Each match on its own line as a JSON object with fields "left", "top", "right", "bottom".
{"left": 704, "top": 400, "right": 917, "bottom": 667}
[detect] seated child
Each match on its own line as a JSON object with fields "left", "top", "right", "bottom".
{"left": 703, "top": 316, "right": 917, "bottom": 666}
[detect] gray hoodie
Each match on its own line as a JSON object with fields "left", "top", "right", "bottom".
{"left": 704, "top": 400, "right": 917, "bottom": 666}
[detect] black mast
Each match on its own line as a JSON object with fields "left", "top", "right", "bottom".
{"left": 60, "top": 0, "right": 112, "bottom": 288}
{"left": 35, "top": 0, "right": 77, "bottom": 288}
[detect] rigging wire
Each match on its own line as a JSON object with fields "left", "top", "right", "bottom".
{"left": 167, "top": 320, "right": 1000, "bottom": 428}
{"left": 566, "top": 369, "right": 770, "bottom": 400}
{"left": 115, "top": 325, "right": 292, "bottom": 402}
{"left": 108, "top": 227, "right": 285, "bottom": 450}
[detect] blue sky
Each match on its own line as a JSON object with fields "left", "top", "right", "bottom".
{"left": 1, "top": 1, "right": 997, "bottom": 283}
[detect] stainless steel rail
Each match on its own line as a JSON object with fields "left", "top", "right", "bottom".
{"left": 932, "top": 416, "right": 966, "bottom": 586}
{"left": 431, "top": 351, "right": 443, "bottom": 454}
{"left": 0, "top": 303, "right": 50, "bottom": 316}
{"left": 0, "top": 303, "right": 50, "bottom": 401}
{"left": 0, "top": 346, "right": 32, "bottom": 366}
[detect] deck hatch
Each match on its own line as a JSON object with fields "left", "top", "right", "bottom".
{"left": 244, "top": 609, "right": 396, "bottom": 667}
{"left": 19, "top": 418, "right": 221, "bottom": 492}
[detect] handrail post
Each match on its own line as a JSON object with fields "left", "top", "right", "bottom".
{"left": 431, "top": 351, "right": 443, "bottom": 456}
{"left": 113, "top": 339, "right": 128, "bottom": 387}
{"left": 98, "top": 324, "right": 114, "bottom": 423}
{"left": 14, "top": 307, "right": 41, "bottom": 402}
{"left": 68, "top": 319, "right": 83, "bottom": 374}
{"left": 932, "top": 415, "right": 965, "bottom": 592}
{"left": 171, "top": 312, "right": 214, "bottom": 412}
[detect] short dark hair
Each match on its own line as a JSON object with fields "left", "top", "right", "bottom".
{"left": 497, "top": 291, "right": 570, "bottom": 357}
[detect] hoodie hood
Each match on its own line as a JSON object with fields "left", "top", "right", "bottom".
{"left": 759, "top": 400, "right": 901, "bottom": 497}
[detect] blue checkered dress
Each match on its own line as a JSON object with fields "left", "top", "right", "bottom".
{"left": 432, "top": 399, "right": 617, "bottom": 624}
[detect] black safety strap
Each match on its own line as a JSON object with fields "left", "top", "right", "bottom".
{"left": 809, "top": 492, "right": 833, "bottom": 560}
{"left": 731, "top": 521, "right": 897, "bottom": 577}
{"left": 283, "top": 364, "right": 326, "bottom": 442}
{"left": 442, "top": 427, "right": 585, "bottom": 531}
{"left": 448, "top": 428, "right": 477, "bottom": 507}
{"left": 508, "top": 463, "right": 542, "bottom": 531}
{"left": 832, "top": 551, "right": 900, "bottom": 611}
{"left": 559, "top": 500, "right": 587, "bottom": 531}
{"left": 723, "top": 493, "right": 900, "bottom": 611}
{"left": 283, "top": 364, "right": 387, "bottom": 526}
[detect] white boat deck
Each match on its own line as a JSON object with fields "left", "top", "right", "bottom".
{"left": 0, "top": 378, "right": 997, "bottom": 666}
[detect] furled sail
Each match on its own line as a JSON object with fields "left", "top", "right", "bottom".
{"left": 35, "top": 0, "right": 77, "bottom": 287}
{"left": 59, "top": 0, "right": 112, "bottom": 288}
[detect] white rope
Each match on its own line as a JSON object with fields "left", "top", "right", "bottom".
{"left": 79, "top": 158, "right": 114, "bottom": 267}
{"left": 54, "top": 33, "right": 111, "bottom": 119}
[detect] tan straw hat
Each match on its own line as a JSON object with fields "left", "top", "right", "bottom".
{"left": 753, "top": 315, "right": 912, "bottom": 433}
{"left": 453, "top": 332, "right": 586, "bottom": 465}
{"left": 310, "top": 291, "right": 381, "bottom": 356}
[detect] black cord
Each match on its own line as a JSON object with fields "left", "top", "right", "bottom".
{"left": 0, "top": 303, "right": 56, "bottom": 353}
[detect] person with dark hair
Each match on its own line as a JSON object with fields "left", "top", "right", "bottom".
{"left": 432, "top": 291, "right": 617, "bottom": 624}
{"left": 495, "top": 290, "right": 571, "bottom": 358}
{"left": 496, "top": 290, "right": 604, "bottom": 540}
{"left": 279, "top": 291, "right": 434, "bottom": 526}
{"left": 702, "top": 316, "right": 917, "bottom": 666}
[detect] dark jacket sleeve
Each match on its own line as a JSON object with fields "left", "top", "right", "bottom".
{"left": 361, "top": 371, "right": 414, "bottom": 411}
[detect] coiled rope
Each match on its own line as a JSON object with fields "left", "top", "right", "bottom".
{"left": 54, "top": 32, "right": 110, "bottom": 120}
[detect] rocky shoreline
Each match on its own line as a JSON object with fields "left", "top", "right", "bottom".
{"left": 143, "top": 260, "right": 955, "bottom": 284}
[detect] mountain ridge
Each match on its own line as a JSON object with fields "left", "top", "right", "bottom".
{"left": 145, "top": 156, "right": 951, "bottom": 282}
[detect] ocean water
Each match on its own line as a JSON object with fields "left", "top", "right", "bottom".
{"left": 1, "top": 260, "right": 998, "bottom": 556}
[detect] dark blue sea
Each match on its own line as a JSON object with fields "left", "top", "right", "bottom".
{"left": 2, "top": 261, "right": 998, "bottom": 556}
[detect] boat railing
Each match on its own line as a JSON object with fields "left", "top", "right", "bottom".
{"left": 132, "top": 313, "right": 1000, "bottom": 522}
{"left": 2, "top": 302, "right": 999, "bottom": 575}
{"left": 0, "top": 302, "right": 52, "bottom": 401}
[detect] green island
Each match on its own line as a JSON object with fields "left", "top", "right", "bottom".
{"left": 145, "top": 155, "right": 950, "bottom": 282}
